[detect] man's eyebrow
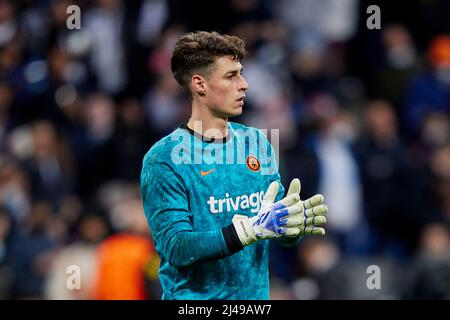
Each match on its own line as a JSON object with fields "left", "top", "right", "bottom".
{"left": 225, "top": 68, "right": 244, "bottom": 75}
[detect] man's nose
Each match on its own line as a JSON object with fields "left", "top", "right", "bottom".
{"left": 239, "top": 76, "right": 249, "bottom": 91}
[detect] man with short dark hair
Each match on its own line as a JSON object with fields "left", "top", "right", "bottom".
{"left": 140, "top": 31, "right": 328, "bottom": 299}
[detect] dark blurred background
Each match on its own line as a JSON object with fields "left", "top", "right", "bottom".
{"left": 0, "top": 0, "right": 449, "bottom": 299}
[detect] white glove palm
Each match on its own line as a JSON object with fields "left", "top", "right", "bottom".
{"left": 249, "top": 180, "right": 301, "bottom": 239}
{"left": 297, "top": 192, "right": 328, "bottom": 236}
{"left": 233, "top": 179, "right": 327, "bottom": 246}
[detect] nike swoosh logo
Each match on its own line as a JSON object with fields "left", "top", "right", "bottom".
{"left": 200, "top": 169, "right": 216, "bottom": 176}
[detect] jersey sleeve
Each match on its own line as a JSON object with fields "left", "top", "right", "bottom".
{"left": 258, "top": 129, "right": 303, "bottom": 247}
{"left": 140, "top": 160, "right": 233, "bottom": 268}
{"left": 256, "top": 128, "right": 285, "bottom": 201}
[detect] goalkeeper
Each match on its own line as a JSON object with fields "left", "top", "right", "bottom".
{"left": 140, "top": 31, "right": 328, "bottom": 300}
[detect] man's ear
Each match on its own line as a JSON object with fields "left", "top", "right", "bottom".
{"left": 191, "top": 74, "right": 206, "bottom": 96}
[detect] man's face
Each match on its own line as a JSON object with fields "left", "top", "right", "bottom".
{"left": 201, "top": 56, "right": 249, "bottom": 118}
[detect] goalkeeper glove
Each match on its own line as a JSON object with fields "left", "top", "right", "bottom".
{"left": 232, "top": 179, "right": 327, "bottom": 246}
{"left": 284, "top": 178, "right": 328, "bottom": 238}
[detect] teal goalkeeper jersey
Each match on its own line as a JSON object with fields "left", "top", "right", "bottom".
{"left": 140, "top": 121, "right": 295, "bottom": 300}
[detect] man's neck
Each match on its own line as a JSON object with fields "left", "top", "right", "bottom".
{"left": 187, "top": 101, "right": 228, "bottom": 139}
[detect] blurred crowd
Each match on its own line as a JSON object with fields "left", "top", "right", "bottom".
{"left": 0, "top": 0, "right": 449, "bottom": 299}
